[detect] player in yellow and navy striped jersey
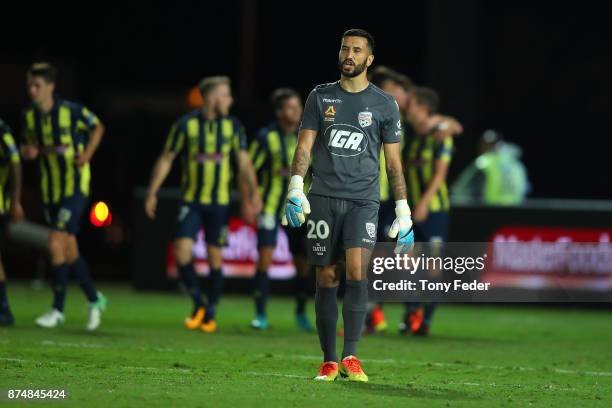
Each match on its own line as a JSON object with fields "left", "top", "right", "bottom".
{"left": 248, "top": 88, "right": 312, "bottom": 331}
{"left": 145, "top": 76, "right": 261, "bottom": 333}
{"left": 21, "top": 63, "right": 107, "bottom": 331}
{"left": 402, "top": 87, "right": 454, "bottom": 336}
{"left": 0, "top": 119, "right": 24, "bottom": 326}
{"left": 366, "top": 66, "right": 413, "bottom": 333}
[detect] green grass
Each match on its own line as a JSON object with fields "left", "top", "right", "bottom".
{"left": 1, "top": 284, "right": 611, "bottom": 407}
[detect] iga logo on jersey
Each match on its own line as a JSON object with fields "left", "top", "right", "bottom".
{"left": 325, "top": 124, "right": 368, "bottom": 157}
{"left": 358, "top": 111, "right": 372, "bottom": 127}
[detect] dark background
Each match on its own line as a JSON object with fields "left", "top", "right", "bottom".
{"left": 1, "top": 1, "right": 611, "bottom": 279}
{"left": 2, "top": 1, "right": 611, "bottom": 204}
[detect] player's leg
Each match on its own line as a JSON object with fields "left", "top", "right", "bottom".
{"left": 365, "top": 201, "right": 396, "bottom": 333}
{"left": 416, "top": 212, "right": 450, "bottom": 336}
{"left": 62, "top": 196, "right": 106, "bottom": 331}
{"left": 200, "top": 205, "right": 229, "bottom": 332}
{"left": 337, "top": 247, "right": 370, "bottom": 382}
{"left": 294, "top": 254, "right": 312, "bottom": 330}
{"left": 66, "top": 236, "right": 96, "bottom": 302}
{"left": 314, "top": 264, "right": 340, "bottom": 380}
{"left": 250, "top": 217, "right": 278, "bottom": 330}
{"left": 337, "top": 200, "right": 379, "bottom": 382}
{"left": 251, "top": 243, "right": 273, "bottom": 329}
{"left": 35, "top": 228, "right": 68, "bottom": 328}
{"left": 308, "top": 194, "right": 341, "bottom": 381}
{"left": 0, "top": 255, "right": 14, "bottom": 326}
{"left": 66, "top": 235, "right": 107, "bottom": 331}
{"left": 175, "top": 203, "right": 205, "bottom": 329}
{"left": 400, "top": 219, "right": 427, "bottom": 334}
{"left": 0, "top": 216, "right": 13, "bottom": 325}
{"left": 202, "top": 244, "right": 223, "bottom": 332}
{"left": 286, "top": 224, "right": 312, "bottom": 331}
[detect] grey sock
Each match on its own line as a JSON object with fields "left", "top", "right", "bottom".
{"left": 342, "top": 280, "right": 368, "bottom": 359}
{"left": 315, "top": 285, "right": 339, "bottom": 362}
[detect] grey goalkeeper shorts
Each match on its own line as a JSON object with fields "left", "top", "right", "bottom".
{"left": 306, "top": 193, "right": 379, "bottom": 266}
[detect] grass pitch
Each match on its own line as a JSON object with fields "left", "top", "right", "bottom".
{"left": 1, "top": 284, "right": 611, "bottom": 407}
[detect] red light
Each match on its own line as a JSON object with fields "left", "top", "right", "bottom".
{"left": 90, "top": 201, "right": 112, "bottom": 227}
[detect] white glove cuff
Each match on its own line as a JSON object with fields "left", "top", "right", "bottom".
{"left": 288, "top": 175, "right": 304, "bottom": 191}
{"left": 395, "top": 199, "right": 411, "bottom": 217}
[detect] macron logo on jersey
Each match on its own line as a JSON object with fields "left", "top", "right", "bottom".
{"left": 325, "top": 124, "right": 368, "bottom": 157}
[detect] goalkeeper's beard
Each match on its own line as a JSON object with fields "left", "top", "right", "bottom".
{"left": 338, "top": 58, "right": 368, "bottom": 78}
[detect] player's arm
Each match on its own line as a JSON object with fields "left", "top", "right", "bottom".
{"left": 9, "top": 161, "right": 24, "bottom": 222}
{"left": 20, "top": 116, "right": 39, "bottom": 160}
{"left": 3, "top": 132, "right": 24, "bottom": 221}
{"left": 236, "top": 149, "right": 261, "bottom": 223}
{"left": 281, "top": 128, "right": 316, "bottom": 227}
{"left": 291, "top": 129, "right": 316, "bottom": 178}
{"left": 414, "top": 138, "right": 452, "bottom": 222}
{"left": 383, "top": 142, "right": 407, "bottom": 201}
{"left": 75, "top": 122, "right": 105, "bottom": 167}
{"left": 383, "top": 100, "right": 414, "bottom": 252}
{"left": 232, "top": 121, "right": 261, "bottom": 222}
{"left": 413, "top": 158, "right": 449, "bottom": 222}
{"left": 282, "top": 88, "right": 319, "bottom": 228}
{"left": 144, "top": 151, "right": 176, "bottom": 219}
{"left": 74, "top": 106, "right": 105, "bottom": 167}
{"left": 428, "top": 114, "right": 463, "bottom": 141}
{"left": 145, "top": 122, "right": 184, "bottom": 219}
{"left": 384, "top": 142, "right": 414, "bottom": 252}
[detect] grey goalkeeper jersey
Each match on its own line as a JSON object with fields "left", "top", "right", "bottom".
{"left": 300, "top": 81, "right": 402, "bottom": 203}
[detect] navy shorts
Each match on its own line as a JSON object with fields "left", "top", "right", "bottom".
{"left": 414, "top": 211, "right": 449, "bottom": 242}
{"left": 175, "top": 203, "right": 230, "bottom": 246}
{"left": 257, "top": 222, "right": 307, "bottom": 256}
{"left": 44, "top": 194, "right": 88, "bottom": 235}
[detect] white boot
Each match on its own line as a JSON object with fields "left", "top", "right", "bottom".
{"left": 86, "top": 308, "right": 101, "bottom": 331}
{"left": 35, "top": 309, "right": 65, "bottom": 328}
{"left": 86, "top": 292, "right": 107, "bottom": 331}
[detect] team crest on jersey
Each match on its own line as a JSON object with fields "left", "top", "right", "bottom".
{"left": 366, "top": 222, "right": 376, "bottom": 238}
{"left": 358, "top": 111, "right": 372, "bottom": 128}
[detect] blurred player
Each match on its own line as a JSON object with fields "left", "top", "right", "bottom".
{"left": 366, "top": 67, "right": 464, "bottom": 333}
{"left": 368, "top": 66, "right": 413, "bottom": 114}
{"left": 21, "top": 62, "right": 107, "bottom": 331}
{"left": 145, "top": 76, "right": 260, "bottom": 333}
{"left": 283, "top": 29, "right": 414, "bottom": 382}
{"left": 401, "top": 87, "right": 454, "bottom": 336}
{"left": 0, "top": 119, "right": 24, "bottom": 326}
{"left": 249, "top": 88, "right": 312, "bottom": 331}
{"left": 365, "top": 66, "right": 414, "bottom": 333}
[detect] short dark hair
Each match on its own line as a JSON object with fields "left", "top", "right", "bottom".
{"left": 368, "top": 66, "right": 413, "bottom": 92}
{"left": 368, "top": 66, "right": 397, "bottom": 87}
{"left": 199, "top": 76, "right": 231, "bottom": 97}
{"left": 413, "top": 87, "right": 440, "bottom": 114}
{"left": 342, "top": 28, "right": 375, "bottom": 53}
{"left": 28, "top": 62, "right": 57, "bottom": 84}
{"left": 270, "top": 88, "right": 300, "bottom": 110}
{"left": 396, "top": 73, "right": 414, "bottom": 93}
